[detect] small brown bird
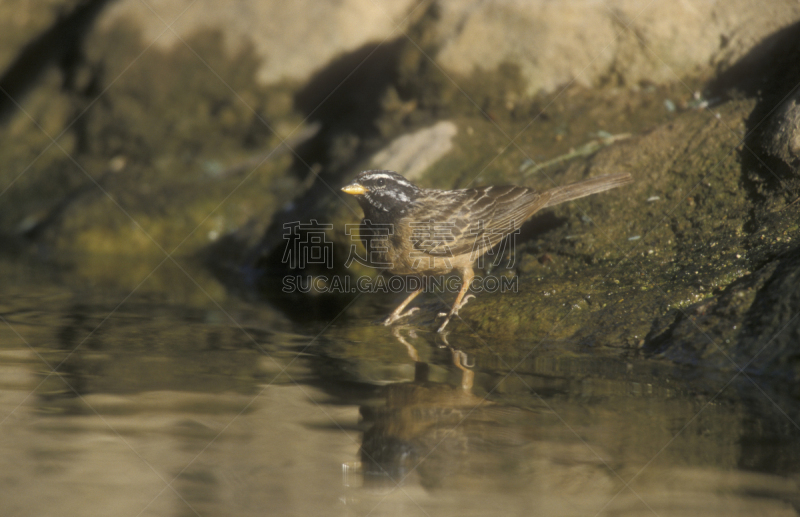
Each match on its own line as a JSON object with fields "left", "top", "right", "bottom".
{"left": 342, "top": 170, "right": 633, "bottom": 332}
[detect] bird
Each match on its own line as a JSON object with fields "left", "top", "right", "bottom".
{"left": 342, "top": 169, "right": 633, "bottom": 332}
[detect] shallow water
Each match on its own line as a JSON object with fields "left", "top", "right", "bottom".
{"left": 1, "top": 257, "right": 799, "bottom": 517}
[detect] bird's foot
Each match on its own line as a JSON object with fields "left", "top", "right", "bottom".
{"left": 382, "top": 307, "right": 420, "bottom": 326}
{"left": 435, "top": 294, "right": 476, "bottom": 332}
{"left": 457, "top": 294, "right": 476, "bottom": 310}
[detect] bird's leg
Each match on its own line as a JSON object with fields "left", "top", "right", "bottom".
{"left": 451, "top": 349, "right": 474, "bottom": 391}
{"left": 437, "top": 267, "right": 475, "bottom": 333}
{"left": 391, "top": 327, "right": 420, "bottom": 361}
{"left": 383, "top": 286, "right": 424, "bottom": 326}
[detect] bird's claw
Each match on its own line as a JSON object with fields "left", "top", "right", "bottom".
{"left": 458, "top": 294, "right": 476, "bottom": 310}
{"left": 435, "top": 294, "right": 476, "bottom": 332}
{"left": 382, "top": 306, "right": 420, "bottom": 326}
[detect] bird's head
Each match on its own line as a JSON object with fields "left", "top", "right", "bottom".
{"left": 342, "top": 170, "right": 421, "bottom": 214}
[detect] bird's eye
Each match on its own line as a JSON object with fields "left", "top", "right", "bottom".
{"left": 376, "top": 178, "right": 386, "bottom": 187}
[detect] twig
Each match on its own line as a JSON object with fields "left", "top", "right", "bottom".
{"left": 521, "top": 132, "right": 631, "bottom": 176}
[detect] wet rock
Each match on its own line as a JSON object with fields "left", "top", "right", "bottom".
{"left": 0, "top": 18, "right": 316, "bottom": 282}
{"left": 435, "top": 97, "right": 757, "bottom": 346}
{"left": 647, "top": 245, "right": 800, "bottom": 384}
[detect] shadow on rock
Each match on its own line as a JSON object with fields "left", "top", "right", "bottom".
{"left": 241, "top": 39, "right": 420, "bottom": 322}
{"left": 710, "top": 19, "right": 800, "bottom": 195}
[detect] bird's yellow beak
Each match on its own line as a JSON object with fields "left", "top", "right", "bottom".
{"left": 342, "top": 183, "right": 367, "bottom": 195}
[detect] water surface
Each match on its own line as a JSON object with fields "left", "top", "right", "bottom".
{"left": 1, "top": 257, "right": 798, "bottom": 516}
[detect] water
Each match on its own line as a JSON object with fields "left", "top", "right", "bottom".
{"left": 1, "top": 257, "right": 799, "bottom": 516}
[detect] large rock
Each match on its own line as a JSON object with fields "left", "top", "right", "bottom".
{"left": 89, "top": 0, "right": 800, "bottom": 94}
{"left": 97, "top": 0, "right": 418, "bottom": 84}
{"left": 433, "top": 0, "right": 800, "bottom": 95}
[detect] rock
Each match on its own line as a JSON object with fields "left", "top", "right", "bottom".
{"left": 760, "top": 92, "right": 800, "bottom": 171}
{"left": 369, "top": 120, "right": 458, "bottom": 180}
{"left": 433, "top": 0, "right": 800, "bottom": 95}
{"left": 647, "top": 245, "right": 800, "bottom": 383}
{"left": 85, "top": 0, "right": 800, "bottom": 96}
{"left": 97, "top": 0, "right": 417, "bottom": 85}
{"left": 707, "top": 20, "right": 800, "bottom": 191}
{"left": 0, "top": 9, "right": 317, "bottom": 281}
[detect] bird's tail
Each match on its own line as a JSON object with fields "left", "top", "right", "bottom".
{"left": 542, "top": 173, "right": 633, "bottom": 208}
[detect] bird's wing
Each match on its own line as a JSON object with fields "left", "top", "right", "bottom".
{"left": 406, "top": 186, "right": 551, "bottom": 258}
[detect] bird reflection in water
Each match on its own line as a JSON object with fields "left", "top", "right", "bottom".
{"left": 356, "top": 328, "right": 540, "bottom": 490}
